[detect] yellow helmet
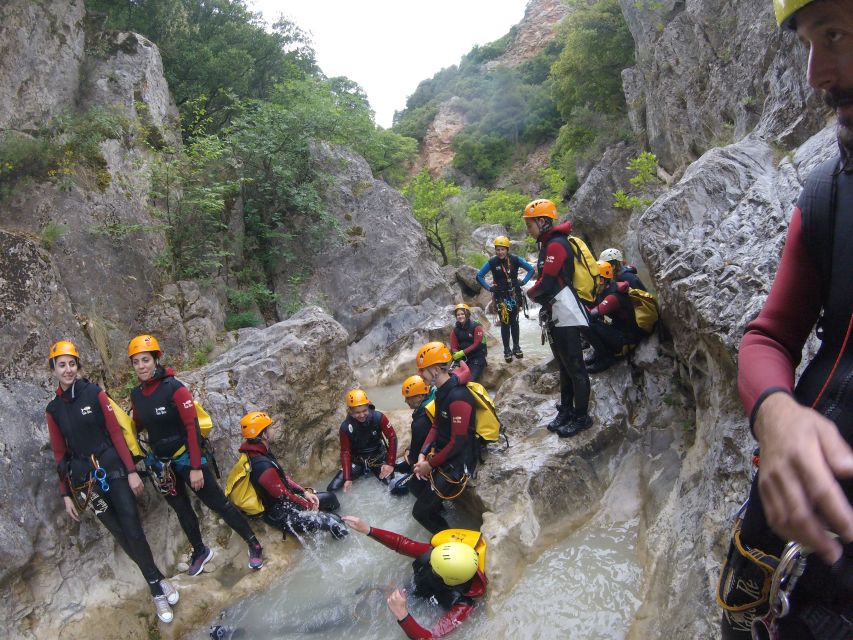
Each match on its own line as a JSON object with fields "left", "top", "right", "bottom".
{"left": 127, "top": 334, "right": 162, "bottom": 359}
{"left": 773, "top": 0, "right": 814, "bottom": 28}
{"left": 522, "top": 199, "right": 557, "bottom": 220}
{"left": 597, "top": 260, "right": 614, "bottom": 280}
{"left": 453, "top": 303, "right": 470, "bottom": 315}
{"left": 416, "top": 342, "right": 452, "bottom": 369}
{"left": 493, "top": 236, "right": 511, "bottom": 249}
{"left": 430, "top": 542, "right": 480, "bottom": 586}
{"left": 346, "top": 389, "right": 370, "bottom": 408}
{"left": 401, "top": 375, "right": 430, "bottom": 398}
{"left": 241, "top": 411, "right": 273, "bottom": 439}
{"left": 49, "top": 341, "right": 80, "bottom": 366}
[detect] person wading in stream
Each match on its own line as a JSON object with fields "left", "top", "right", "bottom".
{"left": 45, "top": 341, "right": 178, "bottom": 623}
{"left": 718, "top": 1, "right": 853, "bottom": 638}
{"left": 127, "top": 335, "right": 265, "bottom": 573}
{"left": 412, "top": 342, "right": 476, "bottom": 534}
{"left": 448, "top": 303, "right": 488, "bottom": 381}
{"left": 327, "top": 389, "right": 397, "bottom": 492}
{"left": 524, "top": 198, "right": 593, "bottom": 438}
{"left": 476, "top": 236, "right": 535, "bottom": 363}
{"left": 342, "top": 515, "right": 487, "bottom": 639}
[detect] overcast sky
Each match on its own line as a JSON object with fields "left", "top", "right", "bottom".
{"left": 247, "top": 1, "right": 530, "bottom": 128}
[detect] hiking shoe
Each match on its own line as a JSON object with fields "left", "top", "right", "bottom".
{"left": 587, "top": 356, "right": 616, "bottom": 374}
{"left": 153, "top": 594, "right": 173, "bottom": 623}
{"left": 547, "top": 406, "right": 574, "bottom": 432}
{"left": 187, "top": 545, "right": 214, "bottom": 577}
{"left": 583, "top": 351, "right": 597, "bottom": 365}
{"left": 513, "top": 346, "right": 523, "bottom": 359}
{"left": 330, "top": 520, "right": 349, "bottom": 540}
{"left": 248, "top": 540, "right": 264, "bottom": 570}
{"left": 504, "top": 349, "right": 513, "bottom": 363}
{"left": 160, "top": 578, "right": 179, "bottom": 606}
{"left": 557, "top": 414, "right": 593, "bottom": 438}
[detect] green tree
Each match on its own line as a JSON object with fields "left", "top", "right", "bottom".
{"left": 467, "top": 190, "right": 530, "bottom": 234}
{"left": 613, "top": 152, "right": 661, "bottom": 212}
{"left": 404, "top": 170, "right": 461, "bottom": 265}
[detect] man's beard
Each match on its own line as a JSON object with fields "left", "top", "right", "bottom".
{"left": 825, "top": 88, "right": 853, "bottom": 153}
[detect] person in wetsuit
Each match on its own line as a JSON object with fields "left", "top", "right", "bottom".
{"left": 327, "top": 388, "right": 397, "bottom": 492}
{"left": 238, "top": 411, "right": 347, "bottom": 540}
{"left": 45, "top": 341, "right": 178, "bottom": 623}
{"left": 127, "top": 334, "right": 264, "bottom": 574}
{"left": 448, "top": 304, "right": 488, "bottom": 381}
{"left": 390, "top": 375, "right": 434, "bottom": 497}
{"left": 342, "top": 515, "right": 487, "bottom": 640}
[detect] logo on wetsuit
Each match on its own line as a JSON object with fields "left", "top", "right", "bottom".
{"left": 155, "top": 406, "right": 167, "bottom": 416}
{"left": 81, "top": 406, "right": 92, "bottom": 416}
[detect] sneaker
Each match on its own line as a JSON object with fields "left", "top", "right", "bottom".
{"left": 248, "top": 541, "right": 264, "bottom": 570}
{"left": 513, "top": 346, "right": 524, "bottom": 359}
{"left": 556, "top": 414, "right": 593, "bottom": 438}
{"left": 187, "top": 545, "right": 215, "bottom": 577}
{"left": 153, "top": 594, "right": 173, "bottom": 623}
{"left": 160, "top": 578, "right": 179, "bottom": 606}
{"left": 504, "top": 349, "right": 513, "bottom": 363}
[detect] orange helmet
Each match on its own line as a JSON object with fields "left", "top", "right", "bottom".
{"left": 522, "top": 199, "right": 557, "bottom": 219}
{"left": 240, "top": 411, "right": 273, "bottom": 439}
{"left": 416, "top": 342, "right": 452, "bottom": 369}
{"left": 127, "top": 334, "right": 162, "bottom": 359}
{"left": 49, "top": 341, "right": 80, "bottom": 366}
{"left": 346, "top": 389, "right": 370, "bottom": 408}
{"left": 401, "top": 375, "right": 430, "bottom": 398}
{"left": 597, "top": 261, "right": 614, "bottom": 280}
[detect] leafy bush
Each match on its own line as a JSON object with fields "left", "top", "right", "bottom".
{"left": 467, "top": 190, "right": 530, "bottom": 234}
{"left": 225, "top": 311, "right": 261, "bottom": 331}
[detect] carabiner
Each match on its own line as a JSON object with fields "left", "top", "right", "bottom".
{"left": 93, "top": 465, "right": 110, "bottom": 492}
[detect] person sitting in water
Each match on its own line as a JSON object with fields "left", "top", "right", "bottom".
{"left": 327, "top": 389, "right": 397, "bottom": 493}
{"left": 342, "top": 515, "right": 487, "bottom": 640}
{"left": 238, "top": 411, "right": 348, "bottom": 540}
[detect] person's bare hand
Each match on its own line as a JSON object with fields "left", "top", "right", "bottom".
{"left": 386, "top": 588, "right": 409, "bottom": 620}
{"left": 341, "top": 515, "right": 369, "bottom": 534}
{"left": 63, "top": 496, "right": 80, "bottom": 522}
{"left": 755, "top": 393, "right": 853, "bottom": 564}
{"left": 128, "top": 471, "right": 144, "bottom": 497}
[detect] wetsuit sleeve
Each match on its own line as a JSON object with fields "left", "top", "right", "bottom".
{"left": 97, "top": 391, "right": 136, "bottom": 473}
{"left": 172, "top": 385, "right": 203, "bottom": 469}
{"left": 340, "top": 428, "right": 353, "bottom": 481}
{"left": 379, "top": 413, "right": 397, "bottom": 464}
{"left": 367, "top": 527, "right": 432, "bottom": 557}
{"left": 398, "top": 602, "right": 475, "bottom": 639}
{"left": 738, "top": 207, "right": 823, "bottom": 424}
{"left": 527, "top": 240, "right": 572, "bottom": 304}
{"left": 449, "top": 329, "right": 459, "bottom": 352}
{"left": 476, "top": 262, "right": 492, "bottom": 290}
{"left": 518, "top": 257, "right": 535, "bottom": 285}
{"left": 46, "top": 411, "right": 70, "bottom": 496}
{"left": 462, "top": 326, "right": 484, "bottom": 356}
{"left": 256, "top": 467, "right": 312, "bottom": 509}
{"left": 428, "top": 399, "right": 473, "bottom": 468}
{"left": 593, "top": 293, "right": 622, "bottom": 317}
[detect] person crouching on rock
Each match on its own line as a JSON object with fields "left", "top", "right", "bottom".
{"left": 45, "top": 341, "right": 178, "bottom": 623}
{"left": 127, "top": 334, "right": 265, "bottom": 573}
{"left": 327, "top": 389, "right": 397, "bottom": 493}
{"left": 238, "top": 411, "right": 348, "bottom": 540}
{"left": 341, "top": 515, "right": 487, "bottom": 640}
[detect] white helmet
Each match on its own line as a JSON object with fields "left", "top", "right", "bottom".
{"left": 599, "top": 248, "right": 623, "bottom": 262}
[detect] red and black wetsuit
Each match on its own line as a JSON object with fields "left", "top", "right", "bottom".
{"left": 732, "top": 152, "right": 853, "bottom": 638}
{"left": 413, "top": 375, "right": 475, "bottom": 533}
{"left": 526, "top": 221, "right": 591, "bottom": 418}
{"left": 327, "top": 404, "right": 397, "bottom": 491}
{"left": 46, "top": 378, "right": 166, "bottom": 596}
{"left": 450, "top": 319, "right": 487, "bottom": 381}
{"left": 240, "top": 439, "right": 345, "bottom": 538}
{"left": 366, "top": 526, "right": 487, "bottom": 639}
{"left": 131, "top": 366, "right": 256, "bottom": 552}
{"left": 587, "top": 280, "right": 644, "bottom": 358}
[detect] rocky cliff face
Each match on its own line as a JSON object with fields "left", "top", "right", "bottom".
{"left": 412, "top": 97, "right": 468, "bottom": 177}
{"left": 483, "top": 0, "right": 572, "bottom": 71}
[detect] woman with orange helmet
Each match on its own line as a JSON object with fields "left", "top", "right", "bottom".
{"left": 389, "top": 375, "right": 435, "bottom": 497}
{"left": 127, "top": 335, "right": 264, "bottom": 574}
{"left": 45, "top": 341, "right": 177, "bottom": 623}
{"left": 236, "top": 411, "right": 347, "bottom": 540}
{"left": 326, "top": 388, "right": 398, "bottom": 493}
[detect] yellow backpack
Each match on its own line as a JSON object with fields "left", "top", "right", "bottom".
{"left": 108, "top": 397, "right": 143, "bottom": 458}
{"left": 628, "top": 288, "right": 659, "bottom": 334}
{"left": 425, "top": 382, "right": 506, "bottom": 447}
{"left": 224, "top": 453, "right": 265, "bottom": 516}
{"left": 567, "top": 236, "right": 601, "bottom": 303}
{"left": 431, "top": 528, "right": 487, "bottom": 574}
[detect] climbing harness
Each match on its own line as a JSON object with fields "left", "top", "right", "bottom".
{"left": 427, "top": 452, "right": 469, "bottom": 500}
{"left": 68, "top": 454, "right": 109, "bottom": 513}
{"left": 144, "top": 451, "right": 178, "bottom": 496}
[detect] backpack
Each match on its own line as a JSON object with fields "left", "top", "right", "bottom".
{"left": 627, "top": 288, "right": 659, "bottom": 334}
{"left": 224, "top": 453, "right": 265, "bottom": 516}
{"left": 551, "top": 236, "right": 600, "bottom": 303}
{"left": 108, "top": 397, "right": 144, "bottom": 458}
{"left": 425, "top": 382, "right": 508, "bottom": 448}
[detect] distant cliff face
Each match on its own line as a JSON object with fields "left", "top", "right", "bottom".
{"left": 483, "top": 0, "right": 571, "bottom": 71}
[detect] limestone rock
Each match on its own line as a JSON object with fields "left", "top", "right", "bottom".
{"left": 412, "top": 98, "right": 468, "bottom": 177}
{"left": 483, "top": 0, "right": 572, "bottom": 71}
{"left": 302, "top": 142, "right": 453, "bottom": 342}
{"left": 143, "top": 280, "right": 228, "bottom": 358}
{"left": 471, "top": 224, "right": 508, "bottom": 250}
